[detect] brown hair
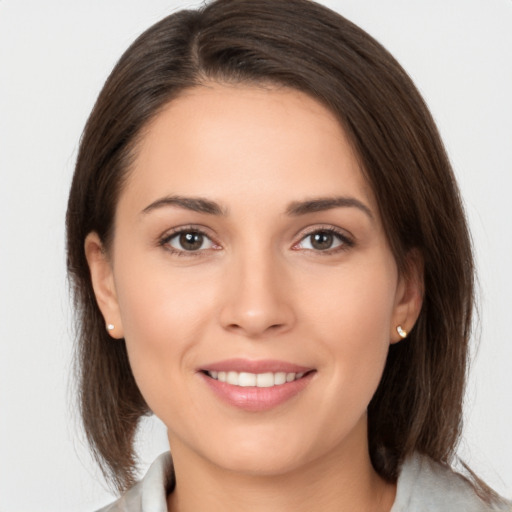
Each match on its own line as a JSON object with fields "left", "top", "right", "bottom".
{"left": 67, "top": 0, "right": 475, "bottom": 495}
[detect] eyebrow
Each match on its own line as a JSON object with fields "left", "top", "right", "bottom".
{"left": 141, "top": 195, "right": 226, "bottom": 216}
{"left": 285, "top": 196, "right": 374, "bottom": 219}
{"left": 141, "top": 194, "right": 373, "bottom": 219}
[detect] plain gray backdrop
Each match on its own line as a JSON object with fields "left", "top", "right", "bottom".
{"left": 0, "top": 1, "right": 511, "bottom": 510}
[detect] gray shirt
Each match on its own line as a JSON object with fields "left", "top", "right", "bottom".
{"left": 97, "top": 452, "right": 510, "bottom": 511}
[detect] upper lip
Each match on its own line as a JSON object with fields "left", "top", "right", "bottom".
{"left": 199, "top": 358, "right": 313, "bottom": 374}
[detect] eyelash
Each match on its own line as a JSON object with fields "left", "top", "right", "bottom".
{"left": 292, "top": 227, "right": 354, "bottom": 255}
{"left": 158, "top": 225, "right": 354, "bottom": 256}
{"left": 159, "top": 226, "right": 219, "bottom": 257}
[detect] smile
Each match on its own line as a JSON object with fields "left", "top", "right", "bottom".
{"left": 206, "top": 370, "right": 305, "bottom": 387}
{"left": 199, "top": 359, "right": 315, "bottom": 412}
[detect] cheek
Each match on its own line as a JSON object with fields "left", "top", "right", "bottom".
{"left": 304, "top": 258, "right": 397, "bottom": 400}
{"left": 306, "top": 257, "right": 397, "bottom": 342}
{"left": 112, "top": 257, "right": 218, "bottom": 408}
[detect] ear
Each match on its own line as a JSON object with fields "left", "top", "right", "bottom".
{"left": 84, "top": 232, "right": 124, "bottom": 339}
{"left": 390, "top": 249, "right": 424, "bottom": 344}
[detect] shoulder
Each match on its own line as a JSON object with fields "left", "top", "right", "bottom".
{"left": 95, "top": 452, "right": 174, "bottom": 512}
{"left": 392, "top": 453, "right": 511, "bottom": 512}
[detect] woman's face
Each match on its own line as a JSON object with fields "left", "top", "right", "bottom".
{"left": 87, "top": 84, "right": 420, "bottom": 476}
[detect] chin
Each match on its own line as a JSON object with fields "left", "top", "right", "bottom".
{"left": 188, "top": 423, "right": 333, "bottom": 478}
{"left": 210, "top": 447, "right": 309, "bottom": 477}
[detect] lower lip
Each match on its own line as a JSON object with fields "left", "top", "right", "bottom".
{"left": 199, "top": 372, "right": 314, "bottom": 412}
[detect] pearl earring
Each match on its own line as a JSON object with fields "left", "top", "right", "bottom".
{"left": 107, "top": 323, "right": 115, "bottom": 331}
{"left": 396, "top": 325, "right": 408, "bottom": 339}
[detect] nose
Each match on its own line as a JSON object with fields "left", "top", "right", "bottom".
{"left": 219, "top": 250, "right": 296, "bottom": 338}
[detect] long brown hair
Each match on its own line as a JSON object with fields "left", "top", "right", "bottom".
{"left": 67, "top": 0, "right": 475, "bottom": 495}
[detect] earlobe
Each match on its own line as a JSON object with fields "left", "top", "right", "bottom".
{"left": 391, "top": 249, "right": 424, "bottom": 344}
{"left": 84, "top": 232, "right": 124, "bottom": 339}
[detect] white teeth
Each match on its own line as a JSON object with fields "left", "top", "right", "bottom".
{"left": 256, "top": 372, "right": 274, "bottom": 387}
{"left": 238, "top": 372, "right": 256, "bottom": 387}
{"left": 208, "top": 370, "right": 306, "bottom": 387}
{"left": 226, "top": 371, "right": 239, "bottom": 385}
{"left": 274, "top": 372, "right": 287, "bottom": 385}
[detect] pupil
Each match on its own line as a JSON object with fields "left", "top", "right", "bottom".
{"left": 311, "top": 232, "right": 333, "bottom": 250}
{"left": 180, "top": 232, "right": 203, "bottom": 250}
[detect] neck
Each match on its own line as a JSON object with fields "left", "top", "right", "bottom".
{"left": 166, "top": 420, "right": 396, "bottom": 512}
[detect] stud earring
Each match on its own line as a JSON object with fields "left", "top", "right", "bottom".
{"left": 396, "top": 325, "right": 408, "bottom": 339}
{"left": 107, "top": 323, "right": 115, "bottom": 332}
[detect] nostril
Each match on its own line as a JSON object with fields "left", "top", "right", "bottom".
{"left": 224, "top": 321, "right": 287, "bottom": 337}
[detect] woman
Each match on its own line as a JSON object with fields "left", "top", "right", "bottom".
{"left": 66, "top": 0, "right": 510, "bottom": 510}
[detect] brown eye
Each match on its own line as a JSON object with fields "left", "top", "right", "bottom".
{"left": 295, "top": 228, "right": 351, "bottom": 252}
{"left": 310, "top": 231, "right": 334, "bottom": 250}
{"left": 166, "top": 231, "right": 214, "bottom": 252}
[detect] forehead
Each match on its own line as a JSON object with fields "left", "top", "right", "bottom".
{"left": 120, "top": 83, "right": 375, "bottom": 214}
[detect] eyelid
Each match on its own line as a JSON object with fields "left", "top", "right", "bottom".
{"left": 157, "top": 223, "right": 354, "bottom": 256}
{"left": 158, "top": 224, "right": 221, "bottom": 255}
{"left": 292, "top": 225, "right": 355, "bottom": 252}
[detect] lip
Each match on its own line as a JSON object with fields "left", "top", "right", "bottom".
{"left": 198, "top": 359, "right": 315, "bottom": 412}
{"left": 200, "top": 358, "right": 312, "bottom": 374}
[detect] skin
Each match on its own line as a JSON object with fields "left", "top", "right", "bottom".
{"left": 86, "top": 84, "right": 423, "bottom": 512}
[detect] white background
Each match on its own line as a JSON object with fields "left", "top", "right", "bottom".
{"left": 0, "top": 1, "right": 511, "bottom": 510}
